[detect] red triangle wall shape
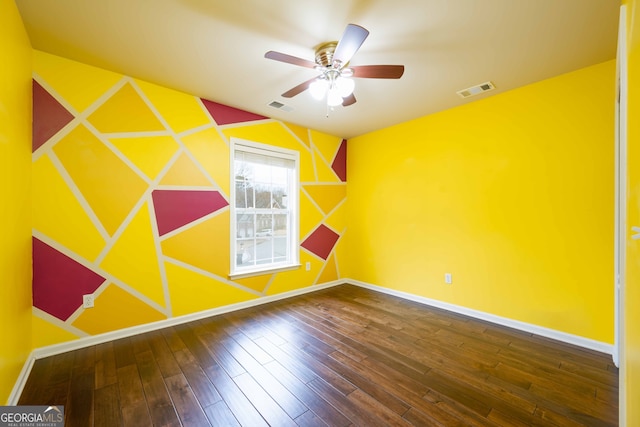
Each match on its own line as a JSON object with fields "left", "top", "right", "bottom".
{"left": 331, "top": 139, "right": 347, "bottom": 182}
{"left": 32, "top": 237, "right": 106, "bottom": 321}
{"left": 32, "top": 80, "right": 74, "bottom": 152}
{"left": 152, "top": 190, "right": 229, "bottom": 236}
{"left": 200, "top": 99, "right": 268, "bottom": 125}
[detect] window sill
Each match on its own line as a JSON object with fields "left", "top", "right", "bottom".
{"left": 229, "top": 263, "right": 301, "bottom": 280}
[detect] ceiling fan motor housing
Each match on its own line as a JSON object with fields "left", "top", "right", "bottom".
{"left": 314, "top": 42, "right": 339, "bottom": 68}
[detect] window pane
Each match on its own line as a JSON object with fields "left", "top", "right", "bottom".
{"left": 254, "top": 238, "right": 273, "bottom": 264}
{"left": 273, "top": 236, "right": 287, "bottom": 258}
{"left": 255, "top": 184, "right": 272, "bottom": 209}
{"left": 236, "top": 213, "right": 254, "bottom": 238}
{"left": 236, "top": 239, "right": 254, "bottom": 267}
{"left": 274, "top": 213, "right": 287, "bottom": 235}
{"left": 234, "top": 158, "right": 250, "bottom": 179}
{"left": 271, "top": 166, "right": 289, "bottom": 185}
{"left": 247, "top": 185, "right": 255, "bottom": 208}
{"left": 235, "top": 181, "right": 254, "bottom": 208}
{"left": 273, "top": 186, "right": 287, "bottom": 208}
{"left": 256, "top": 213, "right": 272, "bottom": 236}
{"left": 235, "top": 181, "right": 247, "bottom": 208}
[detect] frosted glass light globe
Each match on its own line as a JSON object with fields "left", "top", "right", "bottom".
{"left": 336, "top": 77, "right": 355, "bottom": 97}
{"left": 327, "top": 88, "right": 343, "bottom": 106}
{"left": 309, "top": 79, "right": 327, "bottom": 100}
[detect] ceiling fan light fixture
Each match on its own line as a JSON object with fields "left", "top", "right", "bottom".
{"left": 336, "top": 76, "right": 355, "bottom": 97}
{"left": 327, "top": 88, "right": 343, "bottom": 106}
{"left": 266, "top": 24, "right": 405, "bottom": 111}
{"left": 309, "top": 78, "right": 328, "bottom": 100}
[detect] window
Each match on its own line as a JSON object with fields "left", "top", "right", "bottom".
{"left": 230, "top": 138, "right": 299, "bottom": 277}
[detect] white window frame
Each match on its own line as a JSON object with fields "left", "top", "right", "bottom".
{"left": 229, "top": 137, "right": 300, "bottom": 279}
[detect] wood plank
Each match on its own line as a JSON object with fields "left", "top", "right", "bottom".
{"left": 203, "top": 400, "right": 241, "bottom": 426}
{"left": 165, "top": 373, "right": 211, "bottom": 427}
{"left": 130, "top": 332, "right": 152, "bottom": 355}
{"left": 347, "top": 388, "right": 412, "bottom": 427}
{"left": 199, "top": 331, "right": 247, "bottom": 377}
{"left": 294, "top": 409, "right": 329, "bottom": 427}
{"left": 135, "top": 350, "right": 181, "bottom": 427}
{"left": 50, "top": 350, "right": 75, "bottom": 385}
{"left": 113, "top": 337, "right": 136, "bottom": 369}
{"left": 161, "top": 326, "right": 187, "bottom": 352}
{"left": 66, "top": 365, "right": 94, "bottom": 426}
{"left": 422, "top": 390, "right": 503, "bottom": 427}
{"left": 173, "top": 348, "right": 223, "bottom": 408}
{"left": 146, "top": 329, "right": 182, "bottom": 378}
{"left": 204, "top": 363, "right": 269, "bottom": 427}
{"left": 174, "top": 323, "right": 217, "bottom": 368}
{"left": 402, "top": 407, "right": 449, "bottom": 427}
{"left": 117, "top": 364, "right": 153, "bottom": 427}
{"left": 94, "top": 383, "right": 122, "bottom": 427}
{"left": 95, "top": 341, "right": 118, "bottom": 389}
{"left": 232, "top": 372, "right": 297, "bottom": 427}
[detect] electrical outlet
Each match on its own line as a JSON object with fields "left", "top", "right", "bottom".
{"left": 305, "top": 261, "right": 311, "bottom": 271}
{"left": 82, "top": 294, "right": 94, "bottom": 308}
{"left": 444, "top": 273, "right": 452, "bottom": 284}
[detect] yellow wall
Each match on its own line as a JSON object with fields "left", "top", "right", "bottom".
{"left": 623, "top": 0, "right": 640, "bottom": 424}
{"left": 347, "top": 60, "right": 615, "bottom": 343}
{"left": 0, "top": 0, "right": 33, "bottom": 404}
{"left": 31, "top": 51, "right": 347, "bottom": 347}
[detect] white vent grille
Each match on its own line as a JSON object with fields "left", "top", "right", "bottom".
{"left": 456, "top": 81, "right": 496, "bottom": 98}
{"left": 268, "top": 101, "right": 294, "bottom": 112}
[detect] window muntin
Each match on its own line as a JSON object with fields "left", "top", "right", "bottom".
{"left": 231, "top": 139, "right": 299, "bottom": 276}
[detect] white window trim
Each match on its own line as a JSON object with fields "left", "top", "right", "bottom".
{"left": 229, "top": 137, "right": 300, "bottom": 278}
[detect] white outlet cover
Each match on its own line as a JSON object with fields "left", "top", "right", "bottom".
{"left": 83, "top": 294, "right": 94, "bottom": 308}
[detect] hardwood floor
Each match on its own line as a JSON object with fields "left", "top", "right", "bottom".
{"left": 19, "top": 284, "right": 618, "bottom": 426}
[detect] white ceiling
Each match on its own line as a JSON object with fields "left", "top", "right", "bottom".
{"left": 16, "top": 0, "right": 620, "bottom": 139}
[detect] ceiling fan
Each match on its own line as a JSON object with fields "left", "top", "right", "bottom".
{"left": 265, "top": 24, "right": 404, "bottom": 108}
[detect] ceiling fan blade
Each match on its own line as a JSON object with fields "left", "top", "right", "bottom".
{"left": 281, "top": 77, "right": 319, "bottom": 98}
{"left": 265, "top": 51, "right": 317, "bottom": 69}
{"left": 333, "top": 24, "right": 369, "bottom": 67}
{"left": 351, "top": 65, "right": 405, "bottom": 79}
{"left": 342, "top": 93, "right": 357, "bottom": 107}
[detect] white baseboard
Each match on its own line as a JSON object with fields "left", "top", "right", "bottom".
{"left": 9, "top": 277, "right": 613, "bottom": 404}
{"left": 6, "top": 355, "right": 35, "bottom": 406}
{"left": 347, "top": 279, "right": 614, "bottom": 356}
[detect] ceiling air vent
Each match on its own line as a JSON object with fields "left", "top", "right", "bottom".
{"left": 456, "top": 81, "right": 496, "bottom": 98}
{"left": 268, "top": 100, "right": 294, "bottom": 112}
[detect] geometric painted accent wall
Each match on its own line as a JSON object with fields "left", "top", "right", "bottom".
{"left": 31, "top": 50, "right": 347, "bottom": 346}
